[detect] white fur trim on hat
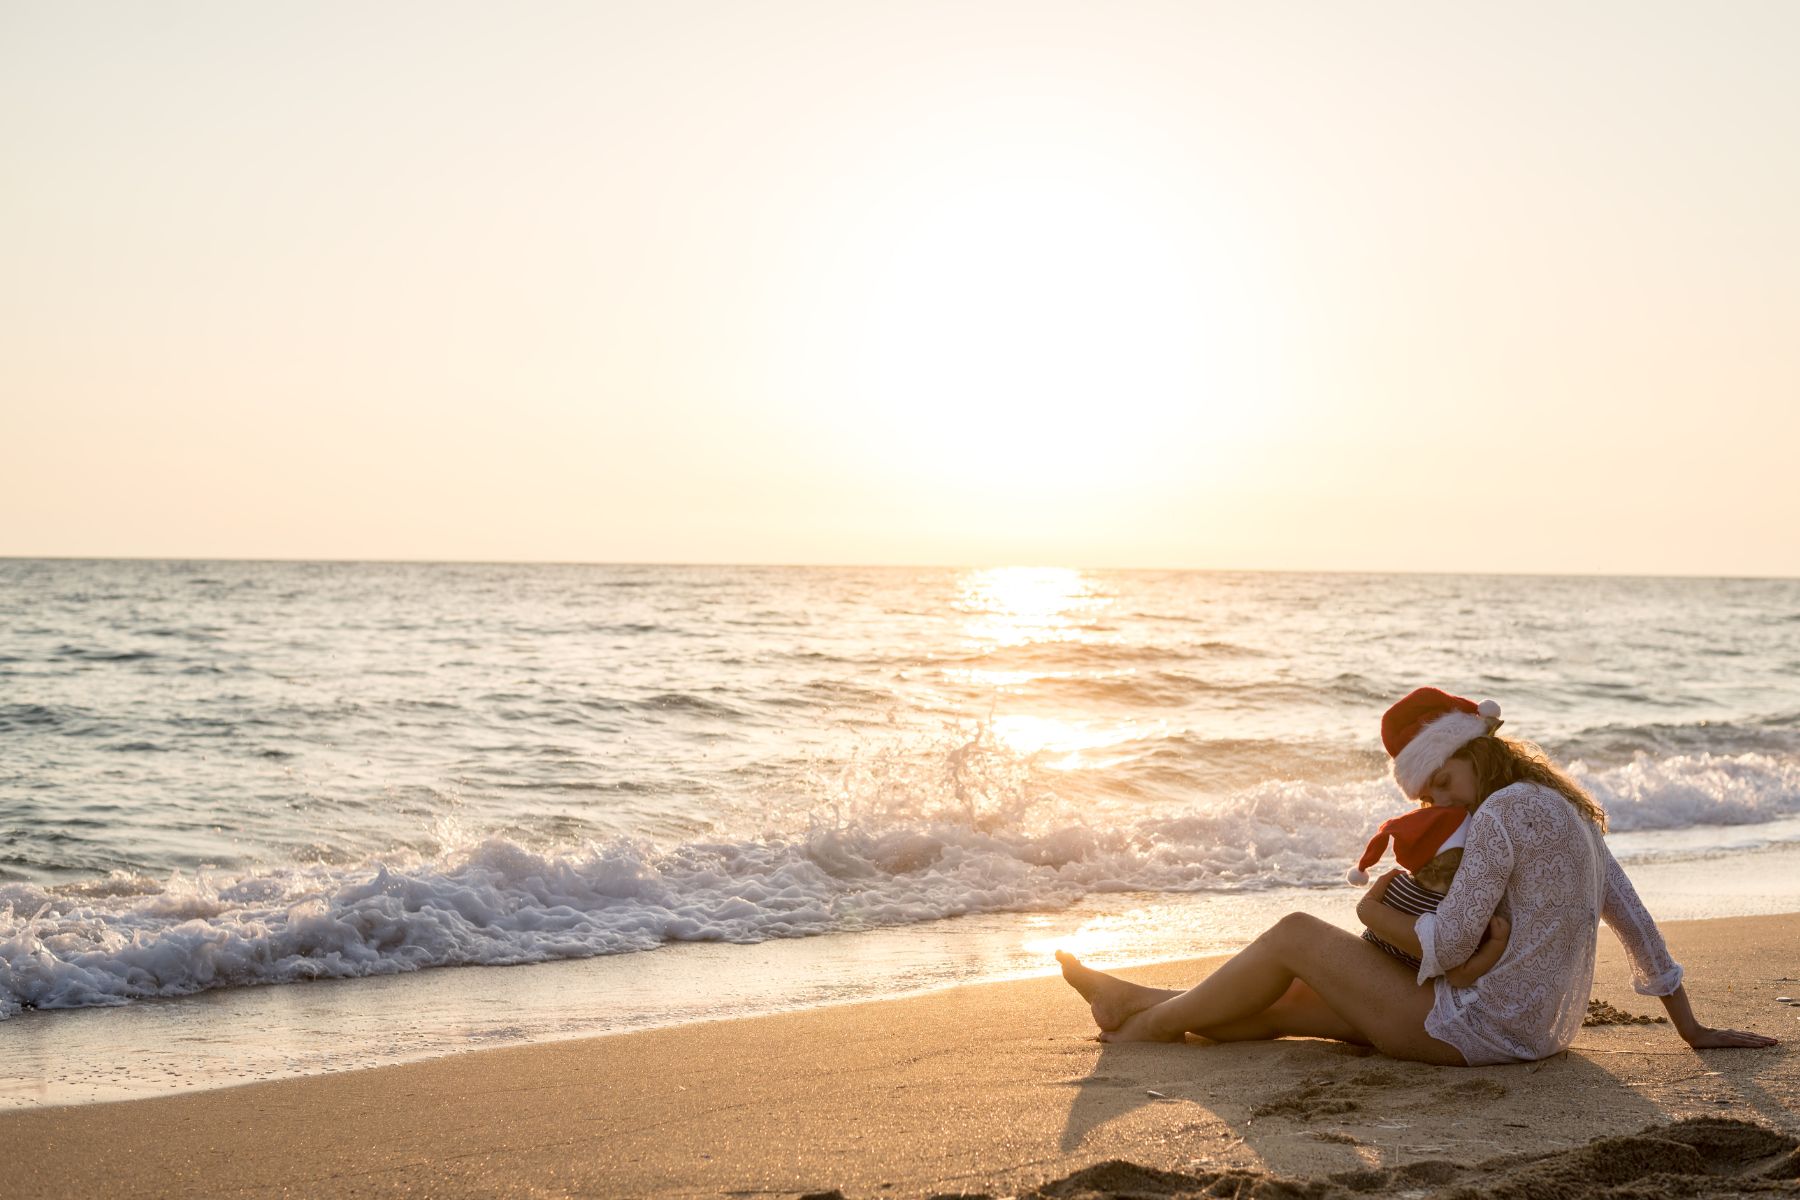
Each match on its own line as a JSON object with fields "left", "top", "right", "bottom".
{"left": 1392, "top": 711, "right": 1490, "bottom": 799}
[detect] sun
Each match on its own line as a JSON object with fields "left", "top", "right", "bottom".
{"left": 848, "top": 168, "right": 1255, "bottom": 493}
{"left": 751, "top": 86, "right": 1292, "bottom": 543}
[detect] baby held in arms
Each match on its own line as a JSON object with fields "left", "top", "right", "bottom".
{"left": 1349, "top": 802, "right": 1510, "bottom": 987}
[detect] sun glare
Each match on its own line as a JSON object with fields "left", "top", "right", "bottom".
{"left": 1020, "top": 911, "right": 1150, "bottom": 963}
{"left": 855, "top": 172, "right": 1242, "bottom": 492}
{"left": 988, "top": 713, "right": 1157, "bottom": 767}
{"left": 946, "top": 567, "right": 1155, "bottom": 767}
{"left": 955, "top": 565, "right": 1103, "bottom": 646}
{"left": 764, "top": 98, "right": 1288, "bottom": 529}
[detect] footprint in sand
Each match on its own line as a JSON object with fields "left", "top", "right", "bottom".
{"left": 1029, "top": 1118, "right": 1800, "bottom": 1198}
{"left": 1252, "top": 1068, "right": 1505, "bottom": 1123}
{"left": 1433, "top": 1077, "right": 1508, "bottom": 1103}
{"left": 1249, "top": 1079, "right": 1363, "bottom": 1121}
{"left": 1311, "top": 1130, "right": 1362, "bottom": 1145}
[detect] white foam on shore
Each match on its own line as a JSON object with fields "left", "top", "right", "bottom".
{"left": 4, "top": 750, "right": 1799, "bottom": 1020}
{"left": 4, "top": 837, "right": 1799, "bottom": 1110}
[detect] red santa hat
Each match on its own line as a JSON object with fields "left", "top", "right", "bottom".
{"left": 1381, "top": 687, "right": 1503, "bottom": 800}
{"left": 1347, "top": 804, "right": 1469, "bottom": 884}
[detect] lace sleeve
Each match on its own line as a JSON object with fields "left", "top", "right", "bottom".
{"left": 1599, "top": 837, "right": 1684, "bottom": 996}
{"left": 1415, "top": 794, "right": 1515, "bottom": 983}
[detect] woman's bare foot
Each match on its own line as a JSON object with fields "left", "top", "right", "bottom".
{"left": 1056, "top": 950, "right": 1172, "bottom": 1032}
{"left": 1098, "top": 1004, "right": 1184, "bottom": 1043}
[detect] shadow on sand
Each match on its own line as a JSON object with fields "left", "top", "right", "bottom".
{"left": 1023, "top": 1031, "right": 1799, "bottom": 1199}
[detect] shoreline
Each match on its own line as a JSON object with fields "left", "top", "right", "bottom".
{"left": 9, "top": 836, "right": 1800, "bottom": 1111}
{"left": 5, "top": 912, "right": 1797, "bottom": 1199}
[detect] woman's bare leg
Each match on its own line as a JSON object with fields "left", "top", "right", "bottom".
{"left": 1187, "top": 979, "right": 1368, "bottom": 1044}
{"left": 1056, "top": 951, "right": 1178, "bottom": 1030}
{"left": 1056, "top": 953, "right": 1362, "bottom": 1043}
{"left": 1097, "top": 913, "right": 1463, "bottom": 1064}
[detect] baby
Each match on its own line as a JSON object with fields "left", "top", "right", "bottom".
{"left": 1349, "top": 803, "right": 1508, "bottom": 986}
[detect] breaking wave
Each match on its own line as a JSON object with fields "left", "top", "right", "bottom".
{"left": 4, "top": 748, "right": 1798, "bottom": 1019}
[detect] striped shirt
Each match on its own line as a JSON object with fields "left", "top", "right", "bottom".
{"left": 1361, "top": 871, "right": 1446, "bottom": 969}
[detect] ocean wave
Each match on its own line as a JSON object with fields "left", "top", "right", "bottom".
{"left": 1013, "top": 671, "right": 1395, "bottom": 711}
{"left": 0, "top": 702, "right": 129, "bottom": 739}
{"left": 921, "top": 642, "right": 1187, "bottom": 671}
{"left": 5, "top": 747, "right": 1799, "bottom": 1019}
{"left": 1554, "top": 711, "right": 1800, "bottom": 766}
{"left": 139, "top": 625, "right": 226, "bottom": 642}
{"left": 1575, "top": 751, "right": 1800, "bottom": 832}
{"left": 1131, "top": 732, "right": 1390, "bottom": 791}
{"left": 50, "top": 645, "right": 159, "bottom": 663}
{"left": 0, "top": 781, "right": 1377, "bottom": 1019}
{"left": 638, "top": 691, "right": 750, "bottom": 717}
{"left": 0, "top": 703, "right": 68, "bottom": 732}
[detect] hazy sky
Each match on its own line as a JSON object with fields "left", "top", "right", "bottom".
{"left": 4, "top": 2, "right": 1797, "bottom": 574}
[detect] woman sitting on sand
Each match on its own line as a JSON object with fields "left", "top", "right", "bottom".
{"left": 1057, "top": 687, "right": 1778, "bottom": 1065}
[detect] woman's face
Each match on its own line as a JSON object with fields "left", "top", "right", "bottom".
{"left": 1421, "top": 755, "right": 1479, "bottom": 809}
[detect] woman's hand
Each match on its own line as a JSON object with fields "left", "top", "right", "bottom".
{"left": 1355, "top": 868, "right": 1401, "bottom": 925}
{"left": 1366, "top": 868, "right": 1400, "bottom": 901}
{"left": 1659, "top": 985, "right": 1780, "bottom": 1049}
{"left": 1356, "top": 869, "right": 1425, "bottom": 959}
{"left": 1681, "top": 1026, "right": 1780, "bottom": 1049}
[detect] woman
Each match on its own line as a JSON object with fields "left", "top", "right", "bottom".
{"left": 1058, "top": 687, "right": 1778, "bottom": 1065}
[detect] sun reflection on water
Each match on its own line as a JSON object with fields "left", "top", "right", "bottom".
{"left": 951, "top": 567, "right": 1143, "bottom": 767}
{"left": 955, "top": 565, "right": 1111, "bottom": 648}
{"left": 987, "top": 713, "right": 1162, "bottom": 767}
{"left": 1019, "top": 910, "right": 1156, "bottom": 962}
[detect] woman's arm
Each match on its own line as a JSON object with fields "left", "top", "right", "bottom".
{"left": 1357, "top": 874, "right": 1510, "bottom": 985}
{"left": 1657, "top": 984, "right": 1779, "bottom": 1049}
{"left": 1445, "top": 915, "right": 1510, "bottom": 988}
{"left": 1413, "top": 796, "right": 1516, "bottom": 981}
{"left": 1598, "top": 837, "right": 1684, "bottom": 996}
{"left": 1599, "top": 841, "right": 1777, "bottom": 1048}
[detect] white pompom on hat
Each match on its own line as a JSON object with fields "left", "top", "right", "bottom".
{"left": 1381, "top": 687, "right": 1504, "bottom": 800}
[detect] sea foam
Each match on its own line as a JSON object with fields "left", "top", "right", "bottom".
{"left": 3, "top": 749, "right": 1798, "bottom": 1019}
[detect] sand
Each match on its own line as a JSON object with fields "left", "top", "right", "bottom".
{"left": 4, "top": 913, "right": 1798, "bottom": 1199}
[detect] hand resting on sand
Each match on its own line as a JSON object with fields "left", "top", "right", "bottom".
{"left": 1658, "top": 985, "right": 1781, "bottom": 1049}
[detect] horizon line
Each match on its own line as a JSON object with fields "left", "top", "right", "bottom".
{"left": 3, "top": 553, "right": 1796, "bottom": 584}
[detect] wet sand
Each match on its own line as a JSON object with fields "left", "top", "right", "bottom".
{"left": 4, "top": 913, "right": 1797, "bottom": 1198}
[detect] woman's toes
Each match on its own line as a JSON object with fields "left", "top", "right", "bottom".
{"left": 1057, "top": 951, "right": 1103, "bottom": 997}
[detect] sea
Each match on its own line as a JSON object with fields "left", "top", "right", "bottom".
{"left": 4, "top": 559, "right": 1800, "bottom": 1106}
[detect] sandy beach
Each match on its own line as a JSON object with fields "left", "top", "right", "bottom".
{"left": 5, "top": 912, "right": 1797, "bottom": 1198}
{"left": 11, "top": 0, "right": 1800, "bottom": 1193}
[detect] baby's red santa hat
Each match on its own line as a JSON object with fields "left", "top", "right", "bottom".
{"left": 1347, "top": 804, "right": 1469, "bottom": 885}
{"left": 1381, "top": 686, "right": 1503, "bottom": 801}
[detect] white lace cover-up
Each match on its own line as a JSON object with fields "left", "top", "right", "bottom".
{"left": 1413, "top": 781, "right": 1684, "bottom": 1065}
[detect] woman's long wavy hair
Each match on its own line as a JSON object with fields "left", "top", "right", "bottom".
{"left": 1447, "top": 734, "right": 1608, "bottom": 831}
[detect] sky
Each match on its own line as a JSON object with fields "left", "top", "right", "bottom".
{"left": 3, "top": 1, "right": 1797, "bottom": 575}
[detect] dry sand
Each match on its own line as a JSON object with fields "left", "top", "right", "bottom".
{"left": 4, "top": 913, "right": 1798, "bottom": 1199}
